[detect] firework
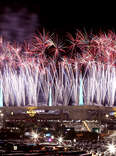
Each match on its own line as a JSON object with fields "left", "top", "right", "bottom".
{"left": 0, "top": 30, "right": 116, "bottom": 107}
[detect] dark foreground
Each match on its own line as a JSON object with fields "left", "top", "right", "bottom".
{"left": 0, "top": 140, "right": 91, "bottom": 156}
{"left": 0, "top": 150, "right": 91, "bottom": 156}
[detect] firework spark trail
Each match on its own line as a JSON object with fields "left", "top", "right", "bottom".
{"left": 71, "top": 62, "right": 79, "bottom": 105}
{"left": 45, "top": 65, "right": 55, "bottom": 106}
{"left": 91, "top": 64, "right": 103, "bottom": 105}
{"left": 82, "top": 63, "right": 116, "bottom": 107}
{"left": 84, "top": 63, "right": 106, "bottom": 106}
{"left": 1, "top": 62, "right": 116, "bottom": 107}
{"left": 62, "top": 62, "right": 74, "bottom": 106}
{"left": 110, "top": 67, "right": 116, "bottom": 106}
{"left": 66, "top": 62, "right": 76, "bottom": 105}
{"left": 24, "top": 66, "right": 35, "bottom": 106}
{"left": 6, "top": 67, "right": 25, "bottom": 106}
{"left": 2, "top": 67, "right": 17, "bottom": 106}
{"left": 62, "top": 65, "right": 72, "bottom": 106}
{"left": 105, "top": 65, "right": 116, "bottom": 106}
{"left": 54, "top": 63, "right": 64, "bottom": 106}
{"left": 100, "top": 65, "right": 107, "bottom": 104}
{"left": 0, "top": 69, "right": 9, "bottom": 106}
{"left": 19, "top": 69, "right": 26, "bottom": 106}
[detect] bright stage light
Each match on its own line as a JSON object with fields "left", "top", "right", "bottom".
{"left": 31, "top": 132, "right": 38, "bottom": 139}
{"left": 51, "top": 135, "right": 54, "bottom": 139}
{"left": 105, "top": 114, "right": 109, "bottom": 118}
{"left": 107, "top": 143, "right": 116, "bottom": 154}
{"left": 58, "top": 136, "right": 63, "bottom": 143}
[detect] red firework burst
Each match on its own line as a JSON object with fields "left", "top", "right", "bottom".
{"left": 0, "top": 29, "right": 116, "bottom": 70}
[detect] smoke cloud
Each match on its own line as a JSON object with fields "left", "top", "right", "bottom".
{"left": 0, "top": 7, "right": 39, "bottom": 42}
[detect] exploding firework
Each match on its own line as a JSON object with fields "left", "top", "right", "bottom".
{"left": 0, "top": 30, "right": 116, "bottom": 107}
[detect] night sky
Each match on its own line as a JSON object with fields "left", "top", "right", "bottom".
{"left": 0, "top": 0, "right": 115, "bottom": 42}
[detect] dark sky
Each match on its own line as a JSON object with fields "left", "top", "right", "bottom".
{"left": 0, "top": 0, "right": 115, "bottom": 42}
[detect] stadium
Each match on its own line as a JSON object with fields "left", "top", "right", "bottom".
{"left": 0, "top": 1, "right": 116, "bottom": 155}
